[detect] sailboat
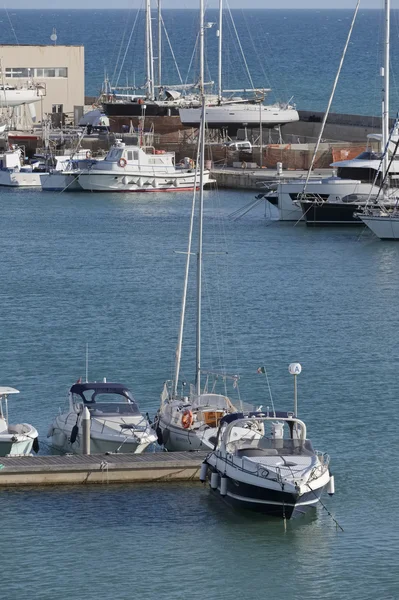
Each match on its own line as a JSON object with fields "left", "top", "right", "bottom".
{"left": 154, "top": 100, "right": 238, "bottom": 452}
{"left": 179, "top": 0, "right": 299, "bottom": 136}
{"left": 356, "top": 1, "right": 399, "bottom": 237}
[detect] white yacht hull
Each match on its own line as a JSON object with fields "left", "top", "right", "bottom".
{"left": 0, "top": 170, "right": 44, "bottom": 187}
{"left": 78, "top": 170, "right": 210, "bottom": 192}
{"left": 48, "top": 415, "right": 156, "bottom": 455}
{"left": 0, "top": 89, "right": 41, "bottom": 107}
{"left": 359, "top": 214, "right": 399, "bottom": 239}
{"left": 179, "top": 104, "right": 299, "bottom": 129}
{"left": 205, "top": 455, "right": 330, "bottom": 518}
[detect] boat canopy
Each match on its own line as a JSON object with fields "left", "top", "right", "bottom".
{"left": 70, "top": 382, "right": 140, "bottom": 415}
{"left": 0, "top": 386, "right": 20, "bottom": 396}
{"left": 219, "top": 410, "right": 294, "bottom": 426}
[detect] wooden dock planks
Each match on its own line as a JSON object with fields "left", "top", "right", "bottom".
{"left": 0, "top": 451, "right": 209, "bottom": 487}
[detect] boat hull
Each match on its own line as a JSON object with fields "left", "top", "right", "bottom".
{"left": 41, "top": 172, "right": 82, "bottom": 191}
{"left": 49, "top": 425, "right": 153, "bottom": 455}
{"left": 210, "top": 474, "right": 324, "bottom": 518}
{"left": 0, "top": 170, "right": 44, "bottom": 187}
{"left": 156, "top": 416, "right": 215, "bottom": 452}
{"left": 78, "top": 170, "right": 210, "bottom": 192}
{"left": 359, "top": 214, "right": 399, "bottom": 239}
{"left": 300, "top": 200, "right": 365, "bottom": 226}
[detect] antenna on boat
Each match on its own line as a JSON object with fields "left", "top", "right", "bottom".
{"left": 288, "top": 363, "right": 302, "bottom": 416}
{"left": 85, "top": 343, "right": 89, "bottom": 383}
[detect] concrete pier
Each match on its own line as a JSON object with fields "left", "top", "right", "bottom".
{"left": 0, "top": 451, "right": 208, "bottom": 487}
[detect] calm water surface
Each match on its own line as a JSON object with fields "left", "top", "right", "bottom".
{"left": 0, "top": 188, "right": 398, "bottom": 598}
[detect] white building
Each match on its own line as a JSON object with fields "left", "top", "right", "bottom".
{"left": 0, "top": 44, "right": 85, "bottom": 123}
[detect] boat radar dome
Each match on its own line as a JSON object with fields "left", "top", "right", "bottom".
{"left": 288, "top": 363, "right": 302, "bottom": 376}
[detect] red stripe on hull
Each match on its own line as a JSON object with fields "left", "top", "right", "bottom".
{"left": 87, "top": 186, "right": 201, "bottom": 193}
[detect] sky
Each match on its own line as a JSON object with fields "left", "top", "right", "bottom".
{"left": 4, "top": 1, "right": 399, "bottom": 9}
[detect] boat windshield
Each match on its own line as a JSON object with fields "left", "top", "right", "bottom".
{"left": 72, "top": 389, "right": 140, "bottom": 416}
{"left": 230, "top": 437, "right": 315, "bottom": 457}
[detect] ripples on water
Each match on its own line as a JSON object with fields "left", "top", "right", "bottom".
{"left": 1, "top": 188, "right": 398, "bottom": 598}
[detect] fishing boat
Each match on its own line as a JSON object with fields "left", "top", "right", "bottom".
{"left": 47, "top": 381, "right": 157, "bottom": 454}
{"left": 201, "top": 409, "right": 333, "bottom": 518}
{"left": 154, "top": 100, "right": 238, "bottom": 451}
{"left": 0, "top": 387, "right": 39, "bottom": 457}
{"left": 78, "top": 141, "right": 209, "bottom": 192}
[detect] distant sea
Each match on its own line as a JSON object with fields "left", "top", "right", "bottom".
{"left": 2, "top": 8, "right": 399, "bottom": 116}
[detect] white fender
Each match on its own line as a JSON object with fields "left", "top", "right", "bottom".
{"left": 210, "top": 471, "right": 219, "bottom": 490}
{"left": 199, "top": 462, "right": 208, "bottom": 482}
{"left": 327, "top": 474, "right": 335, "bottom": 496}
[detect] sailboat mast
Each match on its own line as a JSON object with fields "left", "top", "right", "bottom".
{"left": 196, "top": 99, "right": 206, "bottom": 395}
{"left": 217, "top": 0, "right": 223, "bottom": 102}
{"left": 199, "top": 0, "right": 204, "bottom": 97}
{"left": 145, "top": 0, "right": 154, "bottom": 100}
{"left": 158, "top": 0, "right": 162, "bottom": 92}
{"left": 382, "top": 0, "right": 390, "bottom": 182}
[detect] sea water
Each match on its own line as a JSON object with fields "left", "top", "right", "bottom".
{"left": 0, "top": 187, "right": 398, "bottom": 598}
{"left": 2, "top": 8, "right": 399, "bottom": 116}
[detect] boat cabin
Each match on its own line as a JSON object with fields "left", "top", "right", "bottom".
{"left": 69, "top": 382, "right": 140, "bottom": 416}
{"left": 99, "top": 141, "right": 176, "bottom": 172}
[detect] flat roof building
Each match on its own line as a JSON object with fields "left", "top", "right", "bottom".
{"left": 0, "top": 44, "right": 84, "bottom": 123}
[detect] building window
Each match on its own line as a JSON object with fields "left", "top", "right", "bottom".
{"left": 5, "top": 67, "right": 68, "bottom": 78}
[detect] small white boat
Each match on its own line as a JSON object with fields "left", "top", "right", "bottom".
{"left": 48, "top": 381, "right": 157, "bottom": 454}
{"left": 0, "top": 387, "right": 39, "bottom": 456}
{"left": 78, "top": 141, "right": 209, "bottom": 192}
{"left": 201, "top": 410, "right": 333, "bottom": 519}
{"left": 41, "top": 150, "right": 99, "bottom": 192}
{"left": 358, "top": 208, "right": 399, "bottom": 239}
{"left": 0, "top": 146, "right": 47, "bottom": 187}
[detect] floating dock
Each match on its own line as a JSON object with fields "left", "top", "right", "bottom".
{"left": 0, "top": 451, "right": 208, "bottom": 487}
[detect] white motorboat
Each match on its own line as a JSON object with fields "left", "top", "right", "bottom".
{"left": 48, "top": 381, "right": 157, "bottom": 455}
{"left": 0, "top": 387, "right": 39, "bottom": 456}
{"left": 201, "top": 410, "right": 333, "bottom": 519}
{"left": 0, "top": 146, "right": 47, "bottom": 187}
{"left": 41, "top": 150, "right": 99, "bottom": 192}
{"left": 154, "top": 101, "right": 239, "bottom": 451}
{"left": 78, "top": 141, "right": 209, "bottom": 192}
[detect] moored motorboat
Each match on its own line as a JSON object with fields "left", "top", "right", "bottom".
{"left": 0, "top": 387, "right": 39, "bottom": 456}
{"left": 48, "top": 381, "right": 157, "bottom": 454}
{"left": 78, "top": 141, "right": 209, "bottom": 192}
{"left": 201, "top": 410, "right": 332, "bottom": 518}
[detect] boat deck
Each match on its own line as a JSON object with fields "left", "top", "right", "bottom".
{"left": 0, "top": 451, "right": 208, "bottom": 487}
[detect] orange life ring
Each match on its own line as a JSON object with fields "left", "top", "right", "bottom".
{"left": 119, "top": 157, "right": 127, "bottom": 168}
{"left": 181, "top": 409, "right": 193, "bottom": 429}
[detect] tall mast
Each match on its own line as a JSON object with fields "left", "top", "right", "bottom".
{"left": 145, "top": 0, "right": 155, "bottom": 100}
{"left": 382, "top": 0, "right": 390, "bottom": 182}
{"left": 158, "top": 0, "right": 162, "bottom": 93}
{"left": 217, "top": 0, "right": 223, "bottom": 102}
{"left": 195, "top": 98, "right": 206, "bottom": 395}
{"left": 199, "top": 0, "right": 204, "bottom": 98}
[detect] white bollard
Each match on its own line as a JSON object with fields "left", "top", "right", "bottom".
{"left": 82, "top": 406, "right": 91, "bottom": 455}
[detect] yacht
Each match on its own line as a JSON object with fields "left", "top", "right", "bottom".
{"left": 0, "top": 387, "right": 39, "bottom": 456}
{"left": 78, "top": 142, "right": 209, "bottom": 192}
{"left": 47, "top": 381, "right": 157, "bottom": 454}
{"left": 201, "top": 411, "right": 333, "bottom": 518}
{"left": 0, "top": 84, "right": 42, "bottom": 108}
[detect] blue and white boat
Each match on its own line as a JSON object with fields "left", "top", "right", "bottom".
{"left": 201, "top": 410, "right": 333, "bottom": 519}
{"left": 48, "top": 381, "right": 157, "bottom": 454}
